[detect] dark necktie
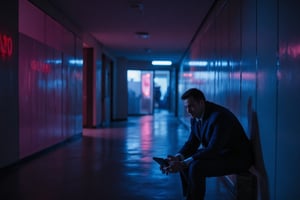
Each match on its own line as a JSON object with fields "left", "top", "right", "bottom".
{"left": 197, "top": 119, "right": 202, "bottom": 140}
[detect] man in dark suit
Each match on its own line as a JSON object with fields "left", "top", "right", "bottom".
{"left": 161, "top": 88, "right": 253, "bottom": 200}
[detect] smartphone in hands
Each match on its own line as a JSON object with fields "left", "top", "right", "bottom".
{"left": 152, "top": 157, "right": 169, "bottom": 167}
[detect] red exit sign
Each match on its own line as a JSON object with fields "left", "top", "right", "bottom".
{"left": 0, "top": 33, "right": 13, "bottom": 58}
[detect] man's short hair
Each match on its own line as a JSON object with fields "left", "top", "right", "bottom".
{"left": 181, "top": 88, "right": 206, "bottom": 101}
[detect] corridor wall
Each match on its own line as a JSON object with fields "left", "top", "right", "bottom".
{"left": 178, "top": 0, "right": 300, "bottom": 199}
{"left": 18, "top": 0, "right": 83, "bottom": 159}
{"left": 0, "top": 0, "right": 19, "bottom": 168}
{"left": 0, "top": 0, "right": 83, "bottom": 167}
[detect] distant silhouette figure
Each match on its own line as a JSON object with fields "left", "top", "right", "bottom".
{"left": 154, "top": 86, "right": 161, "bottom": 108}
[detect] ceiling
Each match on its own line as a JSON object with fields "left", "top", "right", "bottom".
{"left": 41, "top": 0, "right": 214, "bottom": 65}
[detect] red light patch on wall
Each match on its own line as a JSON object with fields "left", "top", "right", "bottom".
{"left": 31, "top": 60, "right": 51, "bottom": 74}
{"left": 0, "top": 33, "right": 13, "bottom": 59}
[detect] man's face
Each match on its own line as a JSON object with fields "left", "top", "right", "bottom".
{"left": 183, "top": 97, "right": 205, "bottom": 118}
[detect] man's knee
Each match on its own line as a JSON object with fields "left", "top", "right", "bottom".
{"left": 188, "top": 159, "right": 225, "bottom": 177}
{"left": 189, "top": 160, "right": 206, "bottom": 176}
{"left": 188, "top": 161, "right": 207, "bottom": 182}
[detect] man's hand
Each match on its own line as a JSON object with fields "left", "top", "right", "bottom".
{"left": 160, "top": 155, "right": 187, "bottom": 175}
{"left": 167, "top": 155, "right": 181, "bottom": 162}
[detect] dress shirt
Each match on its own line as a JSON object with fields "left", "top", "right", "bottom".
{"left": 178, "top": 115, "right": 204, "bottom": 166}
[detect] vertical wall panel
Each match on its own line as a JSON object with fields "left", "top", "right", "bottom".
{"left": 0, "top": 0, "right": 19, "bottom": 167}
{"left": 19, "top": 34, "right": 63, "bottom": 156}
{"left": 228, "top": 0, "right": 242, "bottom": 119}
{"left": 63, "top": 53, "right": 73, "bottom": 137}
{"left": 18, "top": 39, "right": 31, "bottom": 157}
{"left": 45, "top": 16, "right": 64, "bottom": 145}
{"left": 215, "top": 2, "right": 230, "bottom": 105}
{"left": 93, "top": 48, "right": 102, "bottom": 127}
{"left": 178, "top": 0, "right": 300, "bottom": 199}
{"left": 278, "top": 0, "right": 300, "bottom": 199}
{"left": 62, "top": 50, "right": 70, "bottom": 138}
{"left": 75, "top": 37, "right": 83, "bottom": 134}
{"left": 256, "top": 0, "right": 278, "bottom": 199}
{"left": 18, "top": 0, "right": 83, "bottom": 159}
{"left": 240, "top": 0, "right": 257, "bottom": 131}
{"left": 113, "top": 58, "right": 128, "bottom": 120}
{"left": 45, "top": 17, "right": 64, "bottom": 51}
{"left": 19, "top": 0, "right": 45, "bottom": 44}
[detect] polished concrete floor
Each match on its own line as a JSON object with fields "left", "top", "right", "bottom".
{"left": 0, "top": 110, "right": 234, "bottom": 200}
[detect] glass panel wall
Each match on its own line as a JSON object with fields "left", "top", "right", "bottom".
{"left": 154, "top": 70, "right": 170, "bottom": 110}
{"left": 127, "top": 70, "right": 153, "bottom": 115}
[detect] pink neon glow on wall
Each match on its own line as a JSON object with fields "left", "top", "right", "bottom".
{"left": 183, "top": 73, "right": 193, "bottom": 78}
{"left": 142, "top": 73, "right": 151, "bottom": 97}
{"left": 280, "top": 43, "right": 300, "bottom": 58}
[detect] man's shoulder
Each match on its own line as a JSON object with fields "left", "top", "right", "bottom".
{"left": 205, "top": 101, "right": 233, "bottom": 119}
{"left": 206, "top": 101, "right": 232, "bottom": 113}
{"left": 206, "top": 101, "right": 225, "bottom": 109}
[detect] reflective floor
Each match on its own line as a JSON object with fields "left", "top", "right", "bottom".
{"left": 0, "top": 110, "right": 234, "bottom": 200}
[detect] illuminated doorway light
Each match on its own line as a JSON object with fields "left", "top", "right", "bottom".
{"left": 151, "top": 60, "right": 172, "bottom": 66}
{"left": 187, "top": 61, "right": 208, "bottom": 67}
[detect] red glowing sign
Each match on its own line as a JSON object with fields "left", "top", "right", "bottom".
{"left": 31, "top": 60, "right": 51, "bottom": 73}
{"left": 0, "top": 33, "right": 13, "bottom": 58}
{"left": 183, "top": 73, "right": 193, "bottom": 78}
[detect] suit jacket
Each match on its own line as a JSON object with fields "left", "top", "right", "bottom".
{"left": 179, "top": 101, "right": 253, "bottom": 161}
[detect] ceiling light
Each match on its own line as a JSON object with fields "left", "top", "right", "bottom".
{"left": 129, "top": 1, "right": 144, "bottom": 12}
{"left": 187, "top": 61, "right": 208, "bottom": 67}
{"left": 135, "top": 31, "right": 150, "bottom": 39}
{"left": 151, "top": 60, "right": 172, "bottom": 66}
